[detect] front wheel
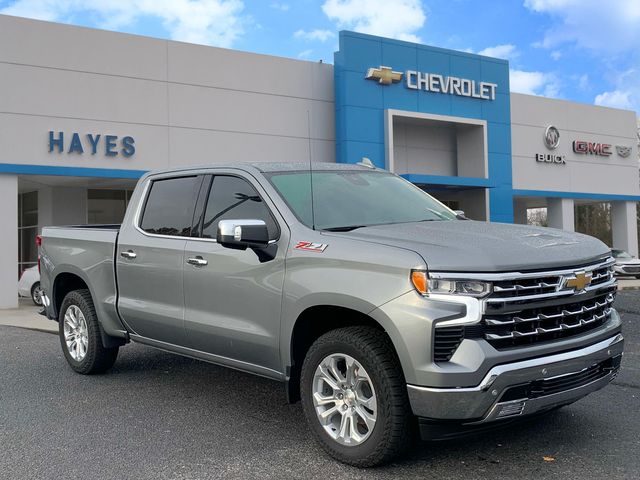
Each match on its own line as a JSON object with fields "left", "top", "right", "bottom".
{"left": 59, "top": 290, "right": 119, "bottom": 374}
{"left": 300, "top": 326, "right": 414, "bottom": 467}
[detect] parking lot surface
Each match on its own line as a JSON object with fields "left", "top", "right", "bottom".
{"left": 1, "top": 293, "right": 639, "bottom": 479}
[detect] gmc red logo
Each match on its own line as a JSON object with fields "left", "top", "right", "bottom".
{"left": 573, "top": 140, "right": 612, "bottom": 156}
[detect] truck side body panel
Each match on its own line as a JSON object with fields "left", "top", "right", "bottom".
{"left": 40, "top": 226, "right": 127, "bottom": 338}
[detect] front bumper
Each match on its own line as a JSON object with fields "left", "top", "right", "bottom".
{"left": 407, "top": 333, "right": 623, "bottom": 423}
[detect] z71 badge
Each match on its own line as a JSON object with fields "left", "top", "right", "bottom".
{"left": 294, "top": 241, "right": 328, "bottom": 253}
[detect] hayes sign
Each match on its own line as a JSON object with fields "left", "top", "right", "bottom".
{"left": 365, "top": 66, "right": 498, "bottom": 100}
{"left": 48, "top": 131, "right": 135, "bottom": 157}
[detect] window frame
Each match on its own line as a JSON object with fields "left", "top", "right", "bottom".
{"left": 195, "top": 173, "right": 281, "bottom": 243}
{"left": 137, "top": 174, "right": 206, "bottom": 239}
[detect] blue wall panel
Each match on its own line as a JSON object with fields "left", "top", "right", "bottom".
{"left": 335, "top": 31, "right": 514, "bottom": 222}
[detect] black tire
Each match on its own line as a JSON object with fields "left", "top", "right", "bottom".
{"left": 30, "top": 282, "right": 43, "bottom": 306}
{"left": 635, "top": 276, "right": 640, "bottom": 279}
{"left": 300, "top": 326, "right": 414, "bottom": 467}
{"left": 58, "top": 289, "right": 119, "bottom": 374}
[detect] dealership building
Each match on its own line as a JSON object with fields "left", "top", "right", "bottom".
{"left": 0, "top": 14, "right": 638, "bottom": 308}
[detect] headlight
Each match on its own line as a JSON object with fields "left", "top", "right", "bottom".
{"left": 411, "top": 270, "right": 492, "bottom": 297}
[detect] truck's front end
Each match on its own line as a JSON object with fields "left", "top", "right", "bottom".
{"left": 377, "top": 256, "right": 622, "bottom": 438}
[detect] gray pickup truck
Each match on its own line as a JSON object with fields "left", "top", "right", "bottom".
{"left": 39, "top": 162, "right": 623, "bottom": 467}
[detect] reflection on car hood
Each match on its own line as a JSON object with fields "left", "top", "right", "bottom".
{"left": 327, "top": 220, "right": 611, "bottom": 272}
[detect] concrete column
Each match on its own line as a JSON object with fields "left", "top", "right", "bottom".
{"left": 513, "top": 200, "right": 528, "bottom": 225}
{"left": 547, "top": 198, "right": 575, "bottom": 231}
{"left": 612, "top": 201, "right": 638, "bottom": 257}
{"left": 0, "top": 175, "right": 18, "bottom": 309}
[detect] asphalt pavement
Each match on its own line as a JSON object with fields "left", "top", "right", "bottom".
{"left": 1, "top": 293, "right": 639, "bottom": 479}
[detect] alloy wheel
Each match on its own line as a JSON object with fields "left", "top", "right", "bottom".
{"left": 63, "top": 305, "right": 89, "bottom": 361}
{"left": 312, "top": 353, "right": 377, "bottom": 446}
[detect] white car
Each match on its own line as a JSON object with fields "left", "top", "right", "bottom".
{"left": 18, "top": 265, "right": 43, "bottom": 305}
{"left": 612, "top": 249, "right": 640, "bottom": 278}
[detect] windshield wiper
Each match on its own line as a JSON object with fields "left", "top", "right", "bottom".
{"left": 322, "top": 225, "right": 367, "bottom": 232}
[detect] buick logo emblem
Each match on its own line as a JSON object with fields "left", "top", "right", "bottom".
{"left": 544, "top": 125, "right": 560, "bottom": 150}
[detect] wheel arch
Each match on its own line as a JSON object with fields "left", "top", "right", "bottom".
{"left": 52, "top": 269, "right": 125, "bottom": 349}
{"left": 52, "top": 269, "right": 91, "bottom": 320}
{"left": 286, "top": 304, "right": 401, "bottom": 403}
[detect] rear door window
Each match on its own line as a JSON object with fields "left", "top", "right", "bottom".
{"left": 140, "top": 176, "right": 202, "bottom": 237}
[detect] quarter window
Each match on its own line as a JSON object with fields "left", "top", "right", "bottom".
{"left": 140, "top": 176, "right": 201, "bottom": 237}
{"left": 201, "top": 176, "right": 278, "bottom": 239}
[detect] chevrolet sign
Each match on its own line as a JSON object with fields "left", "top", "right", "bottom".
{"left": 406, "top": 71, "right": 497, "bottom": 100}
{"left": 365, "top": 65, "right": 498, "bottom": 101}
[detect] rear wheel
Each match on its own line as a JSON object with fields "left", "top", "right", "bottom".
{"left": 58, "top": 289, "right": 118, "bottom": 374}
{"left": 31, "top": 282, "right": 43, "bottom": 306}
{"left": 300, "top": 326, "right": 413, "bottom": 467}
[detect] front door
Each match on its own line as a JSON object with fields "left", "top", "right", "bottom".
{"left": 116, "top": 174, "right": 204, "bottom": 346}
{"left": 183, "top": 174, "right": 287, "bottom": 372}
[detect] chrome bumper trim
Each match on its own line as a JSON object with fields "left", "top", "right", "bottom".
{"left": 407, "top": 333, "right": 623, "bottom": 422}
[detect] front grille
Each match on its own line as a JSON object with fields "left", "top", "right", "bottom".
{"left": 481, "top": 259, "right": 616, "bottom": 350}
{"left": 621, "top": 265, "right": 640, "bottom": 273}
{"left": 432, "top": 258, "right": 617, "bottom": 361}
{"left": 483, "top": 292, "right": 615, "bottom": 348}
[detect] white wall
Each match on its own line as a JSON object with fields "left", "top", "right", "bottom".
{"left": 510, "top": 93, "right": 639, "bottom": 196}
{"left": 0, "top": 14, "right": 336, "bottom": 173}
{"left": 0, "top": 175, "right": 18, "bottom": 308}
{"left": 393, "top": 119, "right": 457, "bottom": 176}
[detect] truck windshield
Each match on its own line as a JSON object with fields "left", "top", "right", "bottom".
{"left": 267, "top": 170, "right": 457, "bottom": 231}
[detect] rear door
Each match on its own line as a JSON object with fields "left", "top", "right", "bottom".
{"left": 183, "top": 173, "right": 288, "bottom": 372}
{"left": 116, "top": 174, "right": 204, "bottom": 345}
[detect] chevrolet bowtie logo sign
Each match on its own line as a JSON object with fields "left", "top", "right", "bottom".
{"left": 564, "top": 271, "right": 592, "bottom": 291}
{"left": 365, "top": 66, "right": 403, "bottom": 85}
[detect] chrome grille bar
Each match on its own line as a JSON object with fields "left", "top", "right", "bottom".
{"left": 485, "top": 294, "right": 615, "bottom": 326}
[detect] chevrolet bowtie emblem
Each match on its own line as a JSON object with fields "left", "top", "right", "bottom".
{"left": 365, "top": 66, "right": 403, "bottom": 85}
{"left": 565, "top": 271, "right": 592, "bottom": 291}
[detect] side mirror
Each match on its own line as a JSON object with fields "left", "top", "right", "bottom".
{"left": 454, "top": 210, "right": 468, "bottom": 220}
{"left": 217, "top": 219, "right": 270, "bottom": 250}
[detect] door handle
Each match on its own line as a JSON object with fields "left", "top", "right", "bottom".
{"left": 187, "top": 256, "right": 208, "bottom": 267}
{"left": 121, "top": 250, "right": 137, "bottom": 260}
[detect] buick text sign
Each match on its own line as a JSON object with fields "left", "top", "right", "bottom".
{"left": 48, "top": 131, "right": 135, "bottom": 157}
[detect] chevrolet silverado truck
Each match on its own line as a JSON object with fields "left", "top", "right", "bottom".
{"left": 39, "top": 162, "right": 623, "bottom": 467}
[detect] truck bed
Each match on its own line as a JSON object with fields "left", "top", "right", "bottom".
{"left": 40, "top": 225, "right": 124, "bottom": 337}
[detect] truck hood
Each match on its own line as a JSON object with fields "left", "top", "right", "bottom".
{"left": 325, "top": 220, "right": 611, "bottom": 272}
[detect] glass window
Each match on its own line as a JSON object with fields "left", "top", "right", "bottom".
{"left": 88, "top": 190, "right": 127, "bottom": 224}
{"left": 20, "top": 191, "right": 38, "bottom": 227}
{"left": 20, "top": 228, "right": 37, "bottom": 264}
{"left": 201, "top": 176, "right": 278, "bottom": 239}
{"left": 140, "top": 176, "right": 201, "bottom": 237}
{"left": 267, "top": 171, "right": 457, "bottom": 231}
{"left": 18, "top": 191, "right": 39, "bottom": 276}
